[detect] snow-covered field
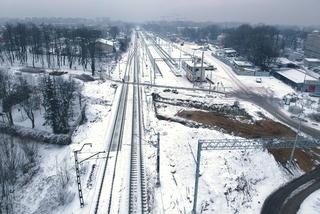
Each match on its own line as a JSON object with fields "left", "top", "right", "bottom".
{"left": 141, "top": 34, "right": 315, "bottom": 214}
{"left": 143, "top": 87, "right": 299, "bottom": 214}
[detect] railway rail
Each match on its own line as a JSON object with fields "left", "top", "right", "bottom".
{"left": 93, "top": 46, "right": 135, "bottom": 214}
{"left": 128, "top": 33, "right": 148, "bottom": 214}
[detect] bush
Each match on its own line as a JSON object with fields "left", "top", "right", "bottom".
{"left": 288, "top": 106, "right": 303, "bottom": 115}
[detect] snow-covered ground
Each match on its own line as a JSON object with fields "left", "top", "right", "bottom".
{"left": 298, "top": 189, "right": 320, "bottom": 214}
{"left": 141, "top": 34, "right": 311, "bottom": 214}
{"left": 13, "top": 78, "right": 119, "bottom": 213}
{"left": 9, "top": 47, "right": 130, "bottom": 212}
{"left": 10, "top": 32, "right": 318, "bottom": 214}
{"left": 143, "top": 87, "right": 299, "bottom": 214}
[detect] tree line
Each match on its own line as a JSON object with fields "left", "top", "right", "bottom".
{"left": 0, "top": 23, "right": 131, "bottom": 75}
{"left": 222, "top": 24, "right": 280, "bottom": 70}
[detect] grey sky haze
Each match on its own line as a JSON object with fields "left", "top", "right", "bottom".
{"left": 1, "top": 0, "right": 319, "bottom": 26}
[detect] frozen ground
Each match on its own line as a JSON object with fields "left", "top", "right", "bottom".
{"left": 143, "top": 87, "right": 300, "bottom": 214}
{"left": 12, "top": 63, "right": 122, "bottom": 213}
{"left": 141, "top": 34, "right": 310, "bottom": 214}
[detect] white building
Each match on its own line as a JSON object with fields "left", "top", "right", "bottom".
{"left": 182, "top": 58, "right": 215, "bottom": 82}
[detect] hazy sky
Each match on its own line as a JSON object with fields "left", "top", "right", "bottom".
{"left": 1, "top": 0, "right": 320, "bottom": 26}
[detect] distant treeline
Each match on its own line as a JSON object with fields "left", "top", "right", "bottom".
{"left": 143, "top": 22, "right": 309, "bottom": 70}
{"left": 0, "top": 23, "right": 131, "bottom": 75}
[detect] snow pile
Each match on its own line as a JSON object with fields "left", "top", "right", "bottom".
{"left": 298, "top": 190, "right": 320, "bottom": 214}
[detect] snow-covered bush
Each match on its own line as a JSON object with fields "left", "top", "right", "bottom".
{"left": 56, "top": 158, "right": 75, "bottom": 206}
{"left": 288, "top": 105, "right": 303, "bottom": 115}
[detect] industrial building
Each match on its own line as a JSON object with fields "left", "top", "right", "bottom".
{"left": 233, "top": 59, "right": 258, "bottom": 72}
{"left": 273, "top": 69, "right": 320, "bottom": 92}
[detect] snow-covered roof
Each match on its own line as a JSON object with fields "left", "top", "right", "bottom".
{"left": 276, "top": 69, "right": 318, "bottom": 84}
{"left": 277, "top": 57, "right": 296, "bottom": 65}
{"left": 96, "top": 38, "right": 114, "bottom": 46}
{"left": 233, "top": 60, "right": 254, "bottom": 67}
{"left": 183, "top": 60, "right": 212, "bottom": 68}
{"left": 304, "top": 58, "right": 320, "bottom": 63}
{"left": 224, "top": 48, "right": 237, "bottom": 54}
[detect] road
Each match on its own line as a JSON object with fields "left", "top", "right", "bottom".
{"left": 261, "top": 166, "right": 320, "bottom": 214}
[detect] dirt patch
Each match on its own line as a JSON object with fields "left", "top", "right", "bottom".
{"left": 176, "top": 110, "right": 296, "bottom": 139}
{"left": 176, "top": 110, "right": 320, "bottom": 172}
{"left": 269, "top": 149, "right": 319, "bottom": 172}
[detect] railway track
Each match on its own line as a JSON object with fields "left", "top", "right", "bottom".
{"left": 129, "top": 35, "right": 148, "bottom": 214}
{"left": 93, "top": 45, "right": 135, "bottom": 214}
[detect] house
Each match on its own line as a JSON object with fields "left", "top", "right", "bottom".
{"left": 95, "top": 38, "right": 115, "bottom": 55}
{"left": 233, "top": 59, "right": 258, "bottom": 72}
{"left": 277, "top": 57, "right": 299, "bottom": 68}
{"left": 304, "top": 58, "right": 320, "bottom": 68}
{"left": 223, "top": 48, "right": 237, "bottom": 57}
{"left": 182, "top": 57, "right": 215, "bottom": 82}
{"left": 273, "top": 69, "right": 320, "bottom": 92}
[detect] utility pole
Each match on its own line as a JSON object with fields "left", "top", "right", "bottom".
{"left": 118, "top": 60, "right": 121, "bottom": 79}
{"left": 290, "top": 112, "right": 302, "bottom": 162}
{"left": 192, "top": 142, "right": 202, "bottom": 214}
{"left": 153, "top": 59, "right": 156, "bottom": 84}
{"left": 193, "top": 56, "right": 196, "bottom": 88}
{"left": 74, "top": 150, "right": 85, "bottom": 208}
{"left": 179, "top": 45, "right": 182, "bottom": 70}
{"left": 73, "top": 143, "right": 106, "bottom": 208}
{"left": 200, "top": 51, "right": 204, "bottom": 83}
{"left": 74, "top": 143, "right": 92, "bottom": 207}
{"left": 156, "top": 132, "right": 160, "bottom": 186}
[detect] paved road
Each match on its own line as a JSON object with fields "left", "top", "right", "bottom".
{"left": 232, "top": 91, "right": 320, "bottom": 139}
{"left": 261, "top": 167, "right": 320, "bottom": 214}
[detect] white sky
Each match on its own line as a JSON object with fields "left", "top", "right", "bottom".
{"left": 1, "top": 0, "right": 320, "bottom": 26}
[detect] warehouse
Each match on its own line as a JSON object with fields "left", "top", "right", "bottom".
{"left": 273, "top": 69, "right": 320, "bottom": 92}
